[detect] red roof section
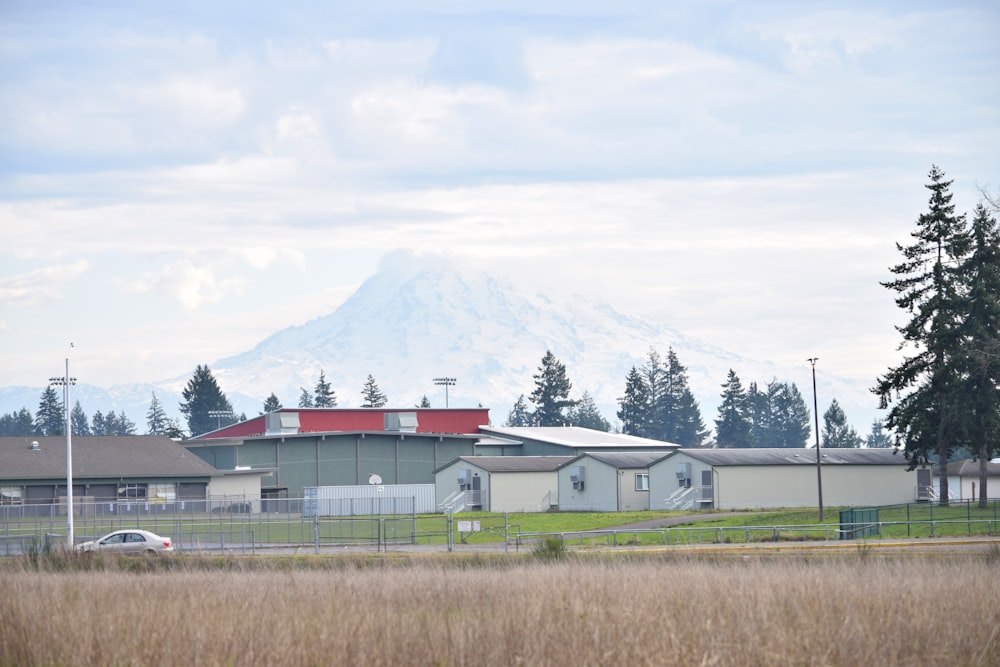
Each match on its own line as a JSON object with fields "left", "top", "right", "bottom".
{"left": 193, "top": 407, "right": 490, "bottom": 440}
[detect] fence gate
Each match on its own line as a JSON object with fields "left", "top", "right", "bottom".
{"left": 839, "top": 508, "right": 880, "bottom": 539}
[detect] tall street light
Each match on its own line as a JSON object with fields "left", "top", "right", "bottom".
{"left": 808, "top": 357, "right": 824, "bottom": 521}
{"left": 49, "top": 347, "right": 76, "bottom": 549}
{"left": 433, "top": 377, "right": 456, "bottom": 408}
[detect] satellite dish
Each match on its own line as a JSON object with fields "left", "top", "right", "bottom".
{"left": 368, "top": 473, "right": 382, "bottom": 485}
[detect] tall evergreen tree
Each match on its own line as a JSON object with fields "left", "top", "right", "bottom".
{"left": 821, "top": 399, "right": 862, "bottom": 448}
{"left": 765, "top": 381, "right": 812, "bottom": 448}
{"left": 146, "top": 392, "right": 170, "bottom": 436}
{"left": 641, "top": 349, "right": 667, "bottom": 439}
{"left": 179, "top": 364, "right": 235, "bottom": 437}
{"left": 529, "top": 351, "right": 577, "bottom": 426}
{"left": 745, "top": 382, "right": 770, "bottom": 448}
{"left": 103, "top": 410, "right": 137, "bottom": 436}
{"left": 567, "top": 391, "right": 612, "bottom": 432}
{"left": 360, "top": 374, "right": 388, "bottom": 408}
{"left": 865, "top": 418, "right": 893, "bottom": 448}
{"left": 0, "top": 408, "right": 35, "bottom": 436}
{"left": 313, "top": 370, "right": 338, "bottom": 407}
{"left": 35, "top": 386, "right": 64, "bottom": 436}
{"left": 91, "top": 410, "right": 106, "bottom": 436}
{"left": 715, "top": 370, "right": 751, "bottom": 448}
{"left": 617, "top": 366, "right": 649, "bottom": 436}
{"left": 71, "top": 401, "right": 91, "bottom": 436}
{"left": 954, "top": 202, "right": 1000, "bottom": 506}
{"left": 505, "top": 394, "right": 532, "bottom": 427}
{"left": 874, "top": 165, "right": 971, "bottom": 503}
{"left": 298, "top": 388, "right": 314, "bottom": 408}
{"left": 416, "top": 395, "right": 432, "bottom": 408}
{"left": 262, "top": 393, "right": 283, "bottom": 414}
{"left": 661, "top": 348, "right": 707, "bottom": 446}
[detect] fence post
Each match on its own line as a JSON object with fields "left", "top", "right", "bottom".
{"left": 314, "top": 514, "right": 319, "bottom": 554}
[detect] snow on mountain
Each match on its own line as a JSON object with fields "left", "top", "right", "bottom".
{"left": 1, "top": 255, "right": 880, "bottom": 435}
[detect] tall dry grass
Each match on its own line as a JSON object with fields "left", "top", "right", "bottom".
{"left": 2, "top": 553, "right": 998, "bottom": 666}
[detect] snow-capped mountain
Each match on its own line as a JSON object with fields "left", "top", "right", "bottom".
{"left": 1, "top": 256, "right": 879, "bottom": 435}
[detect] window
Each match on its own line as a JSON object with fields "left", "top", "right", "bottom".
{"left": 118, "top": 484, "right": 147, "bottom": 501}
{"left": 635, "top": 473, "right": 649, "bottom": 491}
{"left": 0, "top": 486, "right": 23, "bottom": 506}
{"left": 148, "top": 483, "right": 176, "bottom": 503}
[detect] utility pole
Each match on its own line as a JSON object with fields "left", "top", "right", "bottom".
{"left": 808, "top": 358, "right": 824, "bottom": 521}
{"left": 49, "top": 346, "right": 76, "bottom": 549}
{"left": 433, "top": 377, "right": 456, "bottom": 408}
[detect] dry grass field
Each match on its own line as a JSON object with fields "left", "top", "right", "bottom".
{"left": 2, "top": 551, "right": 999, "bottom": 666}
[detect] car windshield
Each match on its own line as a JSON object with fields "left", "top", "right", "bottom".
{"left": 102, "top": 534, "right": 125, "bottom": 544}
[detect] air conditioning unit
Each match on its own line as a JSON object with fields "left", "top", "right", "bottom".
{"left": 570, "top": 466, "right": 585, "bottom": 491}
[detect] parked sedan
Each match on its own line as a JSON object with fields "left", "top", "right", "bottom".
{"left": 75, "top": 529, "right": 174, "bottom": 556}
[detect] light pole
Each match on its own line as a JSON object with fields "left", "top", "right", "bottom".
{"left": 49, "top": 348, "right": 76, "bottom": 549}
{"left": 433, "top": 377, "right": 456, "bottom": 408}
{"left": 808, "top": 357, "right": 824, "bottom": 521}
{"left": 207, "top": 410, "right": 232, "bottom": 431}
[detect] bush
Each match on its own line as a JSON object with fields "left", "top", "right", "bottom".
{"left": 532, "top": 535, "right": 567, "bottom": 561}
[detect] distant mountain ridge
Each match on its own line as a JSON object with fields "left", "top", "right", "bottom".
{"left": 0, "top": 256, "right": 879, "bottom": 436}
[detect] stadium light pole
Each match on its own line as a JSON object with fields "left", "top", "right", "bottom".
{"left": 49, "top": 346, "right": 76, "bottom": 549}
{"left": 433, "top": 377, "right": 456, "bottom": 408}
{"left": 808, "top": 357, "right": 824, "bottom": 521}
{"left": 207, "top": 410, "right": 232, "bottom": 431}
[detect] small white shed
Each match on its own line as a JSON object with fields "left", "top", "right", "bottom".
{"left": 433, "top": 456, "right": 574, "bottom": 513}
{"left": 650, "top": 448, "right": 923, "bottom": 510}
{"left": 942, "top": 459, "right": 1000, "bottom": 501}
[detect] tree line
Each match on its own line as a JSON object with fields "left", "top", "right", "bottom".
{"left": 502, "top": 347, "right": 880, "bottom": 449}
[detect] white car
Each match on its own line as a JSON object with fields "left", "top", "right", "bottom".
{"left": 75, "top": 529, "right": 174, "bottom": 556}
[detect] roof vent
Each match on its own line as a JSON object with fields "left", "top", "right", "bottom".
{"left": 30, "top": 441, "right": 40, "bottom": 451}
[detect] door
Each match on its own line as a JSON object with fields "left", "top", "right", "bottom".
{"left": 700, "top": 470, "right": 714, "bottom": 507}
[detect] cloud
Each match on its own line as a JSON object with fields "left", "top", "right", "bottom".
{"left": 0, "top": 261, "right": 90, "bottom": 304}
{"left": 132, "top": 260, "right": 246, "bottom": 310}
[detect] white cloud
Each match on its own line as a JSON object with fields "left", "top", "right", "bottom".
{"left": 132, "top": 260, "right": 246, "bottom": 310}
{"left": 0, "top": 261, "right": 90, "bottom": 304}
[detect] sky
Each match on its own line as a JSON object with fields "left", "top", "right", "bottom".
{"left": 1, "top": 0, "right": 998, "bottom": 394}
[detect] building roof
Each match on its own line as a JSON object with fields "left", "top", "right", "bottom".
{"left": 945, "top": 459, "right": 1000, "bottom": 477}
{"left": 480, "top": 426, "right": 680, "bottom": 450}
{"left": 560, "top": 451, "right": 668, "bottom": 470}
{"left": 436, "top": 456, "right": 575, "bottom": 474}
{"left": 666, "top": 447, "right": 908, "bottom": 467}
{"left": 0, "top": 436, "right": 222, "bottom": 481}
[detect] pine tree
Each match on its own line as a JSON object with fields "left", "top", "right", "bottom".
{"left": 0, "top": 408, "right": 35, "bottom": 436}
{"left": 641, "top": 349, "right": 667, "bottom": 439}
{"left": 360, "top": 374, "right": 387, "bottom": 408}
{"left": 529, "top": 351, "right": 577, "bottom": 426}
{"left": 262, "top": 393, "right": 282, "bottom": 414}
{"left": 865, "top": 418, "right": 893, "bottom": 448}
{"left": 765, "top": 381, "right": 812, "bottom": 448}
{"left": 567, "top": 391, "right": 612, "bottom": 432}
{"left": 313, "top": 370, "right": 337, "bottom": 407}
{"left": 874, "top": 165, "right": 971, "bottom": 503}
{"left": 745, "top": 382, "right": 770, "bottom": 447}
{"left": 662, "top": 348, "right": 707, "bottom": 446}
{"left": 416, "top": 395, "right": 431, "bottom": 408}
{"left": 71, "top": 401, "right": 91, "bottom": 436}
{"left": 298, "top": 388, "right": 314, "bottom": 408}
{"left": 505, "top": 394, "right": 532, "bottom": 427}
{"left": 954, "top": 202, "right": 1000, "bottom": 506}
{"left": 106, "top": 411, "right": 137, "bottom": 436}
{"left": 91, "top": 410, "right": 105, "bottom": 435}
{"left": 617, "top": 366, "right": 650, "bottom": 437}
{"left": 35, "top": 386, "right": 64, "bottom": 436}
{"left": 821, "top": 399, "right": 862, "bottom": 448}
{"left": 146, "top": 392, "right": 169, "bottom": 436}
{"left": 179, "top": 364, "right": 235, "bottom": 437}
{"left": 715, "top": 370, "right": 751, "bottom": 448}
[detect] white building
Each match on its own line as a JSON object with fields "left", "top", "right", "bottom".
{"left": 556, "top": 452, "right": 665, "bottom": 512}
{"left": 434, "top": 456, "right": 574, "bottom": 513}
{"left": 650, "top": 448, "right": 925, "bottom": 510}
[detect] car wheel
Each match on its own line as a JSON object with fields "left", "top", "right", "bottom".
{"left": 143, "top": 549, "right": 158, "bottom": 556}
